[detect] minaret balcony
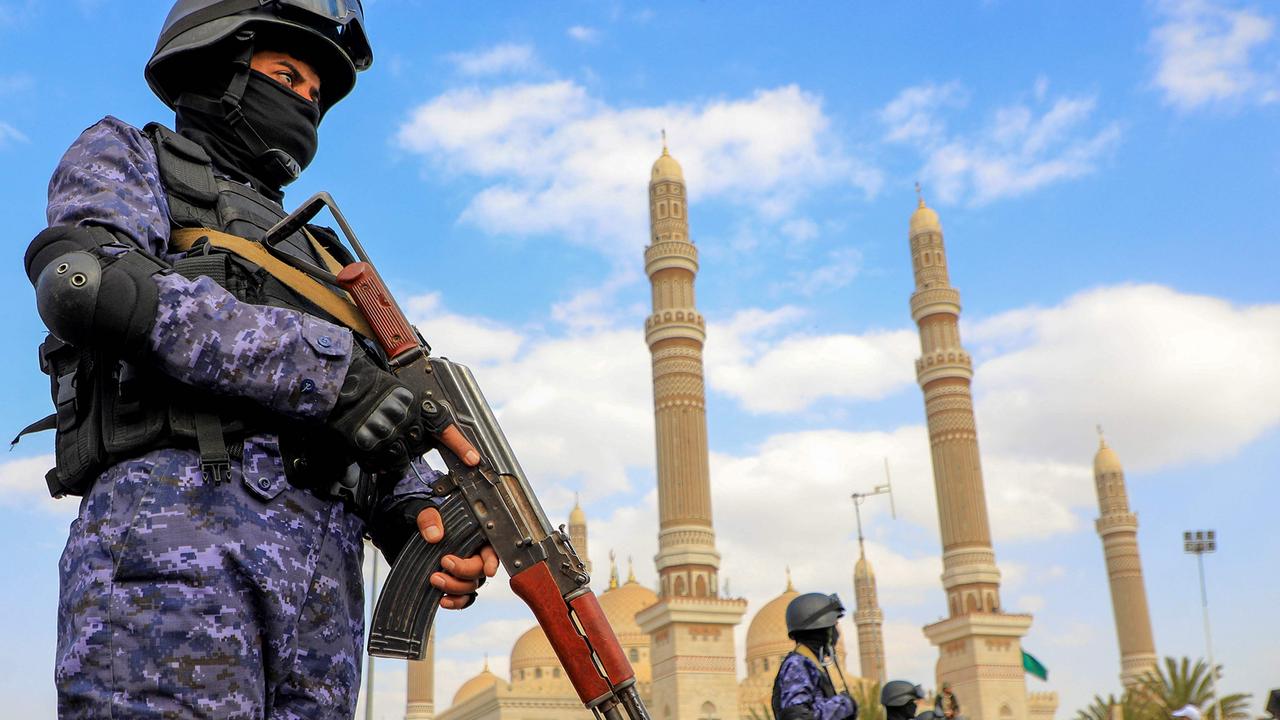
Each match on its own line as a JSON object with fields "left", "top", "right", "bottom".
{"left": 915, "top": 351, "right": 973, "bottom": 384}
{"left": 646, "top": 312, "right": 707, "bottom": 345}
{"left": 910, "top": 287, "right": 961, "bottom": 323}
{"left": 1096, "top": 513, "right": 1138, "bottom": 535}
{"left": 645, "top": 241, "right": 699, "bottom": 275}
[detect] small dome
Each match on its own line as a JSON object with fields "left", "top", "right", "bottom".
{"left": 452, "top": 663, "right": 498, "bottom": 706}
{"left": 1094, "top": 436, "right": 1124, "bottom": 476}
{"left": 651, "top": 147, "right": 684, "bottom": 183}
{"left": 910, "top": 197, "right": 941, "bottom": 235}
{"left": 569, "top": 496, "right": 587, "bottom": 526}
{"left": 510, "top": 626, "right": 557, "bottom": 674}
{"left": 600, "top": 579, "right": 659, "bottom": 640}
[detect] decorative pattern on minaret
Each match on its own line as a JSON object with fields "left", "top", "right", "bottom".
{"left": 569, "top": 493, "right": 591, "bottom": 575}
{"left": 644, "top": 142, "right": 721, "bottom": 599}
{"left": 853, "top": 541, "right": 886, "bottom": 684}
{"left": 908, "top": 195, "right": 1003, "bottom": 617}
{"left": 1094, "top": 432, "right": 1158, "bottom": 686}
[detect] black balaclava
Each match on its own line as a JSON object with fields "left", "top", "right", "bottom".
{"left": 176, "top": 65, "right": 321, "bottom": 202}
{"left": 793, "top": 626, "right": 838, "bottom": 663}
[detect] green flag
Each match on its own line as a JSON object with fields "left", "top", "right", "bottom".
{"left": 1022, "top": 650, "right": 1048, "bottom": 681}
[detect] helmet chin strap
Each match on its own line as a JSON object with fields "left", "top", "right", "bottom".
{"left": 218, "top": 30, "right": 302, "bottom": 183}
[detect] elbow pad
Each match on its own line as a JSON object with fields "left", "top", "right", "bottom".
{"left": 28, "top": 225, "right": 164, "bottom": 355}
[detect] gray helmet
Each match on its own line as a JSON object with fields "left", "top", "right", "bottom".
{"left": 785, "top": 593, "right": 845, "bottom": 638}
{"left": 881, "top": 680, "right": 925, "bottom": 708}
{"left": 146, "top": 0, "right": 372, "bottom": 115}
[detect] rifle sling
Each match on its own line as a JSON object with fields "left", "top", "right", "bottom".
{"left": 170, "top": 227, "right": 375, "bottom": 339}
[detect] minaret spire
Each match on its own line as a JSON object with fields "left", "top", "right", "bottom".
{"left": 1094, "top": 434, "right": 1158, "bottom": 686}
{"left": 569, "top": 493, "right": 591, "bottom": 575}
{"left": 911, "top": 198, "right": 1037, "bottom": 718}
{"left": 405, "top": 628, "right": 435, "bottom": 719}
{"left": 608, "top": 549, "right": 620, "bottom": 590}
{"left": 851, "top": 490, "right": 887, "bottom": 684}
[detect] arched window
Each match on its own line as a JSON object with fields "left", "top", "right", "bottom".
{"left": 675, "top": 576, "right": 687, "bottom": 596}
{"left": 630, "top": 648, "right": 640, "bottom": 662}
{"left": 699, "top": 701, "right": 720, "bottom": 720}
{"left": 695, "top": 575, "right": 708, "bottom": 597}
{"left": 535, "top": 668, "right": 542, "bottom": 679}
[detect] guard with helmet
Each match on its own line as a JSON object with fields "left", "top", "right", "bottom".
{"left": 24, "top": 2, "right": 496, "bottom": 717}
{"left": 771, "top": 592, "right": 859, "bottom": 720}
{"left": 881, "top": 680, "right": 928, "bottom": 720}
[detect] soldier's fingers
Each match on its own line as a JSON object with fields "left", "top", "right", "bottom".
{"left": 439, "top": 593, "right": 478, "bottom": 610}
{"left": 480, "top": 545, "right": 499, "bottom": 577}
{"left": 416, "top": 507, "right": 444, "bottom": 543}
{"left": 430, "top": 571, "right": 480, "bottom": 595}
{"left": 439, "top": 424, "right": 480, "bottom": 466}
{"left": 441, "top": 554, "right": 486, "bottom": 580}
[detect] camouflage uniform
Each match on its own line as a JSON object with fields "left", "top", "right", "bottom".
{"left": 774, "top": 652, "right": 856, "bottom": 720}
{"left": 46, "top": 116, "right": 432, "bottom": 719}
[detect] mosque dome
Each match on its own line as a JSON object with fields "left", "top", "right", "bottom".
{"left": 510, "top": 626, "right": 557, "bottom": 677}
{"left": 569, "top": 502, "right": 587, "bottom": 527}
{"left": 598, "top": 573, "right": 659, "bottom": 684}
{"left": 651, "top": 147, "right": 684, "bottom": 183}
{"left": 452, "top": 661, "right": 499, "bottom": 706}
{"left": 1094, "top": 436, "right": 1124, "bottom": 475}
{"left": 909, "top": 196, "right": 941, "bottom": 236}
{"left": 745, "top": 581, "right": 799, "bottom": 669}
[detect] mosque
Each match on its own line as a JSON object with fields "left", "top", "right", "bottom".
{"left": 398, "top": 142, "right": 1157, "bottom": 720}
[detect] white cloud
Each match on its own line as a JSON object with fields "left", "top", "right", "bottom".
{"left": 566, "top": 25, "right": 600, "bottom": 44}
{"left": 971, "top": 283, "right": 1280, "bottom": 471}
{"left": 398, "top": 82, "right": 881, "bottom": 256}
{"left": 0, "top": 120, "right": 28, "bottom": 149}
{"left": 784, "top": 247, "right": 865, "bottom": 297}
{"left": 704, "top": 307, "right": 918, "bottom": 413}
{"left": 404, "top": 292, "right": 525, "bottom": 365}
{"left": 882, "top": 80, "right": 1122, "bottom": 205}
{"left": 446, "top": 43, "right": 540, "bottom": 77}
{"left": 1151, "top": 0, "right": 1280, "bottom": 109}
{"left": 0, "top": 454, "right": 71, "bottom": 516}
{"left": 780, "top": 217, "right": 820, "bottom": 243}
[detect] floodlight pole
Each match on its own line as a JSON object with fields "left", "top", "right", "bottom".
{"left": 1184, "top": 530, "right": 1220, "bottom": 720}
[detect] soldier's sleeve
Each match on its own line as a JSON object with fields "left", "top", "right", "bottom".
{"left": 43, "top": 116, "right": 353, "bottom": 420}
{"left": 367, "top": 458, "right": 443, "bottom": 561}
{"left": 777, "top": 655, "right": 820, "bottom": 717}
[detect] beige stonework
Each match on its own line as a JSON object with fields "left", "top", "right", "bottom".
{"left": 406, "top": 628, "right": 435, "bottom": 719}
{"left": 1093, "top": 436, "right": 1157, "bottom": 687}
{"left": 854, "top": 545, "right": 886, "bottom": 684}
{"left": 908, "top": 196, "right": 1038, "bottom": 719}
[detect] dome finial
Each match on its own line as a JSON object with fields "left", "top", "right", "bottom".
{"left": 785, "top": 566, "right": 794, "bottom": 592}
{"left": 483, "top": 654, "right": 490, "bottom": 672}
{"left": 1097, "top": 423, "right": 1107, "bottom": 449}
{"left": 608, "top": 549, "right": 620, "bottom": 590}
{"left": 661, "top": 128, "right": 668, "bottom": 155}
{"left": 915, "top": 181, "right": 926, "bottom": 209}
{"left": 626, "top": 555, "right": 637, "bottom": 584}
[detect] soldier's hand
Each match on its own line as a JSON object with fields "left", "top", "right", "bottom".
{"left": 416, "top": 506, "right": 499, "bottom": 610}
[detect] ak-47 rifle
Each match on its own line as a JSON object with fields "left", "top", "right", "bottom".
{"left": 264, "top": 193, "right": 651, "bottom": 720}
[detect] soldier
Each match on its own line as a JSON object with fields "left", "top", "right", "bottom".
{"left": 881, "top": 681, "right": 927, "bottom": 720}
{"left": 23, "top": 2, "right": 496, "bottom": 717}
{"left": 771, "top": 592, "right": 859, "bottom": 720}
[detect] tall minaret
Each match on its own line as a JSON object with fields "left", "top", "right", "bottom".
{"left": 635, "top": 138, "right": 746, "bottom": 720}
{"left": 910, "top": 192, "right": 1035, "bottom": 719}
{"left": 853, "top": 539, "right": 886, "bottom": 683}
{"left": 404, "top": 629, "right": 435, "bottom": 720}
{"left": 1094, "top": 432, "right": 1158, "bottom": 687}
{"left": 569, "top": 494, "right": 592, "bottom": 575}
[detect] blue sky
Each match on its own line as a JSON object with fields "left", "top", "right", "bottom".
{"left": 2, "top": 1, "right": 1278, "bottom": 717}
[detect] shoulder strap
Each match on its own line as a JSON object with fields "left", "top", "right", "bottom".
{"left": 144, "top": 122, "right": 221, "bottom": 229}
{"left": 171, "top": 227, "right": 374, "bottom": 339}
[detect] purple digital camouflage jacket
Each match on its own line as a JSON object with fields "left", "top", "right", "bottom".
{"left": 44, "top": 115, "right": 435, "bottom": 513}
{"left": 776, "top": 652, "right": 856, "bottom": 720}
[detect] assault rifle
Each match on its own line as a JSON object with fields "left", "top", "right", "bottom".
{"left": 263, "top": 193, "right": 650, "bottom": 720}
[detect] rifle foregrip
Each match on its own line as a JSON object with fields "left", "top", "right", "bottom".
{"left": 337, "top": 262, "right": 418, "bottom": 359}
{"left": 368, "top": 492, "right": 485, "bottom": 660}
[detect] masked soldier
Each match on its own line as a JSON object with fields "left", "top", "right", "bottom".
{"left": 881, "top": 681, "right": 927, "bottom": 720}
{"left": 23, "top": 2, "right": 497, "bottom": 717}
{"left": 771, "top": 592, "right": 859, "bottom": 720}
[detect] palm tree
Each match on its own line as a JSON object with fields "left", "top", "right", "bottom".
{"left": 746, "top": 705, "right": 774, "bottom": 720}
{"left": 851, "top": 681, "right": 884, "bottom": 720}
{"left": 1075, "top": 693, "right": 1155, "bottom": 720}
{"left": 1131, "top": 657, "right": 1251, "bottom": 720}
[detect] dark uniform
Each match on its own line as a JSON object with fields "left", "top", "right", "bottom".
{"left": 25, "top": 3, "right": 460, "bottom": 718}
{"left": 771, "top": 592, "right": 857, "bottom": 720}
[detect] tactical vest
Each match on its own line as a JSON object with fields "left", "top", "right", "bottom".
{"left": 771, "top": 649, "right": 839, "bottom": 720}
{"left": 30, "top": 123, "right": 361, "bottom": 499}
